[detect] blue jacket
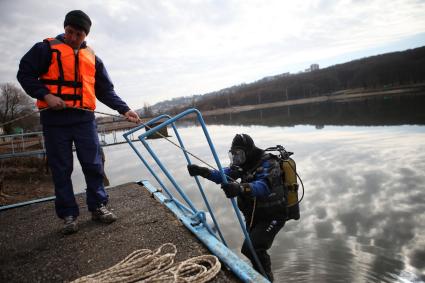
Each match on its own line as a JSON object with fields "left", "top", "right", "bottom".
{"left": 208, "top": 160, "right": 274, "bottom": 198}
{"left": 209, "top": 156, "right": 287, "bottom": 222}
{"left": 17, "top": 34, "right": 131, "bottom": 126}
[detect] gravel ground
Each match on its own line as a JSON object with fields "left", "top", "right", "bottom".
{"left": 0, "top": 182, "right": 240, "bottom": 283}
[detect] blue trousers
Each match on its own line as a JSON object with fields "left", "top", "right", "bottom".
{"left": 43, "top": 121, "right": 108, "bottom": 218}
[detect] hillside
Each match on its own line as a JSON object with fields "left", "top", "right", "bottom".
{"left": 149, "top": 46, "right": 425, "bottom": 115}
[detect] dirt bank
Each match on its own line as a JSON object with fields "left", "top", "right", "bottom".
{"left": 0, "top": 157, "right": 54, "bottom": 206}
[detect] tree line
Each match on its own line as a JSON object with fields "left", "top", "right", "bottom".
{"left": 167, "top": 46, "right": 425, "bottom": 114}
{"left": 0, "top": 83, "right": 39, "bottom": 134}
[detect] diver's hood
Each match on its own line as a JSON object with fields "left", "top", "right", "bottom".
{"left": 230, "top": 134, "right": 264, "bottom": 171}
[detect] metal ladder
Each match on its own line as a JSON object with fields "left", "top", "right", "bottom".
{"left": 123, "top": 108, "right": 270, "bottom": 283}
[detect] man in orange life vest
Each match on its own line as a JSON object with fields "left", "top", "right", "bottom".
{"left": 17, "top": 10, "right": 141, "bottom": 234}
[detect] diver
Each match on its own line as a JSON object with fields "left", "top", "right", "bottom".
{"left": 187, "top": 133, "right": 287, "bottom": 282}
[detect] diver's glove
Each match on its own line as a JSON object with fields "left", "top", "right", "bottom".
{"left": 228, "top": 165, "right": 243, "bottom": 180}
{"left": 221, "top": 182, "right": 252, "bottom": 198}
{"left": 187, "top": 164, "right": 211, "bottom": 178}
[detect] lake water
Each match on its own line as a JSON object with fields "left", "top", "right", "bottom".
{"left": 71, "top": 100, "right": 425, "bottom": 282}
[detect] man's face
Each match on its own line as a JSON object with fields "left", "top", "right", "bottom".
{"left": 64, "top": 25, "right": 86, "bottom": 49}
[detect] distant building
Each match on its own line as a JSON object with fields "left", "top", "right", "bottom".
{"left": 310, "top": 64, "right": 319, "bottom": 71}
{"left": 304, "top": 64, "right": 320, "bottom": 73}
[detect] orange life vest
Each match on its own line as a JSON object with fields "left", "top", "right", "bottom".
{"left": 37, "top": 38, "right": 96, "bottom": 110}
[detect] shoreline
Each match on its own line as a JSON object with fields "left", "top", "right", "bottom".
{"left": 1, "top": 83, "right": 424, "bottom": 207}
{"left": 200, "top": 83, "right": 425, "bottom": 116}
{"left": 0, "top": 157, "right": 54, "bottom": 206}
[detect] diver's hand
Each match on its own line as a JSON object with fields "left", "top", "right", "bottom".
{"left": 221, "top": 182, "right": 252, "bottom": 198}
{"left": 221, "top": 182, "right": 243, "bottom": 198}
{"left": 228, "top": 165, "right": 243, "bottom": 179}
{"left": 187, "top": 164, "right": 210, "bottom": 178}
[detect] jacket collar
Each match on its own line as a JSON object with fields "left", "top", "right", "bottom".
{"left": 56, "top": 33, "right": 87, "bottom": 49}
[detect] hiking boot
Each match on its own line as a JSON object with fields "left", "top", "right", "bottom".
{"left": 92, "top": 204, "right": 117, "bottom": 223}
{"left": 62, "top": 216, "right": 78, "bottom": 235}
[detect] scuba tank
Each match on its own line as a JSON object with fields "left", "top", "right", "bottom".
{"left": 265, "top": 145, "right": 303, "bottom": 221}
{"left": 281, "top": 157, "right": 300, "bottom": 220}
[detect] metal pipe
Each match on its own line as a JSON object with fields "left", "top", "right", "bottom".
{"left": 125, "top": 108, "right": 268, "bottom": 278}
{"left": 134, "top": 113, "right": 227, "bottom": 245}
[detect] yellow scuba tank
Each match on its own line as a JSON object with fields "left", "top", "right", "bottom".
{"left": 281, "top": 158, "right": 300, "bottom": 220}
{"left": 265, "top": 145, "right": 302, "bottom": 221}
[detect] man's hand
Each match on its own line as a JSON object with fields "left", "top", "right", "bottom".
{"left": 44, "top": 94, "right": 66, "bottom": 110}
{"left": 124, "top": 110, "right": 141, "bottom": 123}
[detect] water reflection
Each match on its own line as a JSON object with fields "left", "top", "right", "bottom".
{"left": 202, "top": 93, "right": 425, "bottom": 127}
{"left": 72, "top": 120, "right": 425, "bottom": 282}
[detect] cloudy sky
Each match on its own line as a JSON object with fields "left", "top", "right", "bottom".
{"left": 1, "top": 0, "right": 425, "bottom": 112}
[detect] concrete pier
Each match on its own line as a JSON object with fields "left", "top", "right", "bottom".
{"left": 0, "top": 182, "right": 240, "bottom": 282}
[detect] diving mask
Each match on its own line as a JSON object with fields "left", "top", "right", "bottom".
{"left": 228, "top": 148, "right": 246, "bottom": 166}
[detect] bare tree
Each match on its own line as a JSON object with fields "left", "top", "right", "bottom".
{"left": 0, "top": 83, "right": 37, "bottom": 134}
{"left": 142, "top": 102, "right": 153, "bottom": 117}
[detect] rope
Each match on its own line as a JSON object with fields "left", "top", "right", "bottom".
{"left": 0, "top": 108, "right": 48, "bottom": 127}
{"left": 58, "top": 107, "right": 219, "bottom": 171}
{"left": 72, "top": 108, "right": 222, "bottom": 172}
{"left": 71, "top": 243, "right": 221, "bottom": 283}
{"left": 1, "top": 106, "right": 232, "bottom": 180}
{"left": 145, "top": 255, "right": 221, "bottom": 283}
{"left": 249, "top": 198, "right": 256, "bottom": 230}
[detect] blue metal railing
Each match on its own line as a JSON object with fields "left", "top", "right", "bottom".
{"left": 0, "top": 129, "right": 137, "bottom": 160}
{"left": 0, "top": 131, "right": 46, "bottom": 159}
{"left": 123, "top": 113, "right": 226, "bottom": 243}
{"left": 123, "top": 108, "right": 270, "bottom": 283}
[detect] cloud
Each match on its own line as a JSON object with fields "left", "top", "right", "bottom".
{"left": 1, "top": 0, "right": 425, "bottom": 111}
{"left": 315, "top": 220, "right": 334, "bottom": 238}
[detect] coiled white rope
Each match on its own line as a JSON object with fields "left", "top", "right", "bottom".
{"left": 72, "top": 243, "right": 221, "bottom": 283}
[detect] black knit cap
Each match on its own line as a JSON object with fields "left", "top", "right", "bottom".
{"left": 64, "top": 10, "right": 92, "bottom": 35}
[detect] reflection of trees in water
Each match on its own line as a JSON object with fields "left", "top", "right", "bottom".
{"left": 203, "top": 94, "right": 425, "bottom": 127}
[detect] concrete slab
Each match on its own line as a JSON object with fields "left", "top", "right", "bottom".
{"left": 0, "top": 182, "right": 240, "bottom": 282}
